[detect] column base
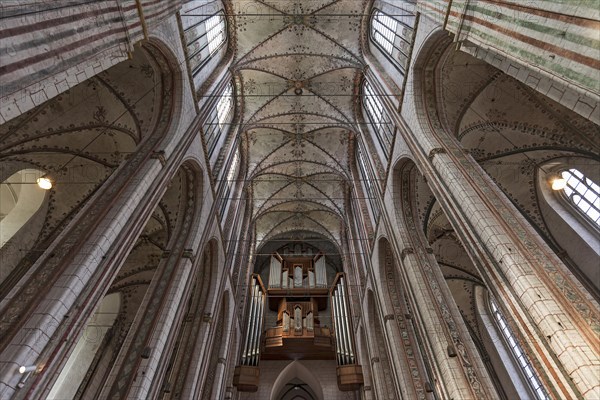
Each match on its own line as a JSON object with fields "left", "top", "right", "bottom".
{"left": 232, "top": 365, "right": 260, "bottom": 392}
{"left": 336, "top": 364, "right": 364, "bottom": 391}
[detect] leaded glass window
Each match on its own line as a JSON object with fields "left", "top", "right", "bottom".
{"left": 362, "top": 80, "right": 395, "bottom": 159}
{"left": 370, "top": 8, "right": 416, "bottom": 74}
{"left": 204, "top": 80, "right": 234, "bottom": 156}
{"left": 182, "top": 10, "right": 227, "bottom": 77}
{"left": 560, "top": 169, "right": 600, "bottom": 226}
{"left": 491, "top": 299, "right": 549, "bottom": 400}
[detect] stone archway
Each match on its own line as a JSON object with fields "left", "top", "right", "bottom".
{"left": 269, "top": 361, "right": 324, "bottom": 400}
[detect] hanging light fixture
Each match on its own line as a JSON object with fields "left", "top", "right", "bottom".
{"left": 550, "top": 175, "right": 567, "bottom": 191}
{"left": 36, "top": 176, "right": 53, "bottom": 190}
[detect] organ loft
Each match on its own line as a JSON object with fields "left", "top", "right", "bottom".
{"left": 0, "top": 1, "right": 598, "bottom": 399}
{"left": 234, "top": 247, "right": 363, "bottom": 393}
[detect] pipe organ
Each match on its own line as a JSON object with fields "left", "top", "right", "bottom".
{"left": 233, "top": 253, "right": 363, "bottom": 392}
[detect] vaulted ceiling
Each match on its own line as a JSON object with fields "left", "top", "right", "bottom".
{"left": 232, "top": 0, "right": 366, "bottom": 250}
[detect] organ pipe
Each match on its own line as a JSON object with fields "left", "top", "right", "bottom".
{"left": 340, "top": 277, "right": 355, "bottom": 363}
{"left": 332, "top": 292, "right": 342, "bottom": 364}
{"left": 269, "top": 254, "right": 282, "bottom": 288}
{"left": 331, "top": 274, "right": 356, "bottom": 366}
{"left": 282, "top": 270, "right": 288, "bottom": 289}
{"left": 333, "top": 291, "right": 348, "bottom": 364}
{"left": 241, "top": 280, "right": 257, "bottom": 365}
{"left": 250, "top": 290, "right": 262, "bottom": 365}
{"left": 315, "top": 255, "right": 327, "bottom": 287}
{"left": 247, "top": 286, "right": 257, "bottom": 365}
{"left": 338, "top": 288, "right": 350, "bottom": 364}
{"left": 241, "top": 276, "right": 265, "bottom": 367}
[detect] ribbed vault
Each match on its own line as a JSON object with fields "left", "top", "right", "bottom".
{"left": 233, "top": 0, "right": 366, "bottom": 248}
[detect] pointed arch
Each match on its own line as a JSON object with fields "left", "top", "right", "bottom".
{"left": 269, "top": 361, "right": 324, "bottom": 400}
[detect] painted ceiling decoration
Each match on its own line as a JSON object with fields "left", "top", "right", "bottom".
{"left": 0, "top": 46, "right": 166, "bottom": 296}
{"left": 232, "top": 0, "right": 367, "bottom": 250}
{"left": 414, "top": 47, "right": 600, "bottom": 245}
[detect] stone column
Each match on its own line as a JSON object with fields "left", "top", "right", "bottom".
{"left": 0, "top": 155, "right": 165, "bottom": 398}
{"left": 396, "top": 43, "right": 600, "bottom": 398}
{"left": 126, "top": 257, "right": 195, "bottom": 399}
{"left": 397, "top": 246, "right": 494, "bottom": 400}
{"left": 380, "top": 314, "right": 417, "bottom": 398}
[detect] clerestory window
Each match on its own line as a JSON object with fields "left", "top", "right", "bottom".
{"left": 559, "top": 169, "right": 600, "bottom": 226}
{"left": 206, "top": 14, "right": 227, "bottom": 55}
{"left": 370, "top": 7, "right": 416, "bottom": 74}
{"left": 362, "top": 80, "right": 395, "bottom": 159}
{"left": 490, "top": 299, "right": 549, "bottom": 400}
{"left": 372, "top": 10, "right": 397, "bottom": 54}
{"left": 220, "top": 148, "right": 240, "bottom": 218}
{"left": 181, "top": 9, "right": 227, "bottom": 78}
{"left": 204, "top": 79, "right": 234, "bottom": 156}
{"left": 357, "top": 143, "right": 380, "bottom": 222}
{"left": 217, "top": 81, "right": 233, "bottom": 127}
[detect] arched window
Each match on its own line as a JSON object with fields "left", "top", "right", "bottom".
{"left": 357, "top": 143, "right": 380, "bottom": 222}
{"left": 182, "top": 8, "right": 226, "bottom": 77}
{"left": 490, "top": 298, "right": 549, "bottom": 400}
{"left": 204, "top": 79, "right": 234, "bottom": 156}
{"left": 558, "top": 168, "right": 600, "bottom": 226}
{"left": 362, "top": 79, "right": 395, "bottom": 159}
{"left": 219, "top": 147, "right": 240, "bottom": 218}
{"left": 370, "top": 7, "right": 416, "bottom": 74}
{"left": 217, "top": 81, "right": 234, "bottom": 127}
{"left": 206, "top": 13, "right": 227, "bottom": 55}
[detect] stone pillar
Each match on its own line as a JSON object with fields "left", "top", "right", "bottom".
{"left": 126, "top": 257, "right": 195, "bottom": 399}
{"left": 0, "top": 155, "right": 165, "bottom": 398}
{"left": 398, "top": 247, "right": 494, "bottom": 400}
{"left": 381, "top": 314, "right": 418, "bottom": 399}
{"left": 397, "top": 39, "right": 600, "bottom": 398}
{"left": 427, "top": 146, "right": 598, "bottom": 398}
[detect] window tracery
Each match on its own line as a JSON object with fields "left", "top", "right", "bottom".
{"left": 490, "top": 299, "right": 549, "bottom": 400}
{"left": 220, "top": 147, "right": 240, "bottom": 217}
{"left": 357, "top": 144, "right": 380, "bottom": 222}
{"left": 370, "top": 7, "right": 416, "bottom": 74}
{"left": 204, "top": 79, "right": 234, "bottom": 156}
{"left": 182, "top": 9, "right": 227, "bottom": 78}
{"left": 559, "top": 168, "right": 600, "bottom": 226}
{"left": 362, "top": 80, "right": 395, "bottom": 159}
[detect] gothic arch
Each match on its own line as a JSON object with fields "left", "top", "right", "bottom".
{"left": 536, "top": 157, "right": 600, "bottom": 294}
{"left": 162, "top": 237, "right": 220, "bottom": 400}
{"left": 176, "top": 158, "right": 206, "bottom": 249}
{"left": 413, "top": 27, "right": 600, "bottom": 296}
{"left": 269, "top": 361, "right": 324, "bottom": 400}
{"left": 98, "top": 161, "right": 200, "bottom": 399}
{"left": 198, "top": 237, "right": 224, "bottom": 315}
{"left": 0, "top": 39, "right": 181, "bottom": 310}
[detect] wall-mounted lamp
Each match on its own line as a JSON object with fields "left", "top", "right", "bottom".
{"left": 17, "top": 365, "right": 38, "bottom": 389}
{"left": 18, "top": 365, "right": 37, "bottom": 374}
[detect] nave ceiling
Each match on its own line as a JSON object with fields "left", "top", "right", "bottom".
{"left": 231, "top": 0, "right": 367, "bottom": 250}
